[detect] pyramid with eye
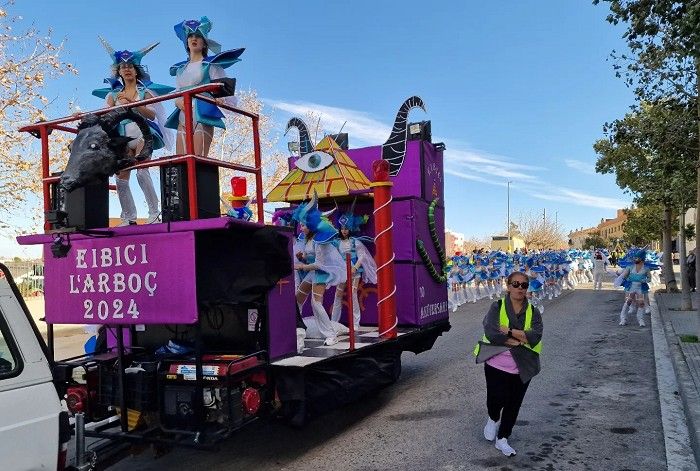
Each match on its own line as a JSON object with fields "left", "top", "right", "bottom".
{"left": 266, "top": 131, "right": 372, "bottom": 203}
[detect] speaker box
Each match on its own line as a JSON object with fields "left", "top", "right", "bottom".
{"left": 160, "top": 162, "right": 220, "bottom": 222}
{"left": 48, "top": 174, "right": 109, "bottom": 230}
{"left": 408, "top": 121, "right": 431, "bottom": 142}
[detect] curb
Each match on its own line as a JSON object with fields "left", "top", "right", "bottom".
{"left": 655, "top": 293, "right": 700, "bottom": 468}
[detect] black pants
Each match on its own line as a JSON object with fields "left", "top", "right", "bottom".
{"left": 484, "top": 363, "right": 530, "bottom": 439}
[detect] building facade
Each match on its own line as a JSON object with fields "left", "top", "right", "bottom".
{"left": 445, "top": 229, "right": 466, "bottom": 256}
{"left": 568, "top": 208, "right": 628, "bottom": 249}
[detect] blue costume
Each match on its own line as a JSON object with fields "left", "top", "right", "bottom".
{"left": 92, "top": 38, "right": 174, "bottom": 226}
{"left": 330, "top": 204, "right": 377, "bottom": 329}
{"left": 165, "top": 17, "right": 244, "bottom": 131}
{"left": 292, "top": 193, "right": 347, "bottom": 345}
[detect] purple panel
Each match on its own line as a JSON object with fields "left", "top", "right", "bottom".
{"left": 267, "top": 235, "right": 298, "bottom": 360}
{"left": 395, "top": 263, "right": 449, "bottom": 326}
{"left": 392, "top": 199, "right": 445, "bottom": 264}
{"left": 345, "top": 140, "right": 444, "bottom": 202}
{"left": 17, "top": 216, "right": 263, "bottom": 246}
{"left": 43, "top": 232, "right": 198, "bottom": 325}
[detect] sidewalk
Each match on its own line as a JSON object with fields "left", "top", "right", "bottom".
{"left": 655, "top": 291, "right": 700, "bottom": 468}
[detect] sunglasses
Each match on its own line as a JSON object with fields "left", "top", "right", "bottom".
{"left": 510, "top": 281, "right": 529, "bottom": 289}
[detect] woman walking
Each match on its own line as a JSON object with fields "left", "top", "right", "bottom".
{"left": 474, "top": 271, "right": 543, "bottom": 457}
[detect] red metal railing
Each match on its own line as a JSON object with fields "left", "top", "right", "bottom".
{"left": 18, "top": 83, "right": 265, "bottom": 230}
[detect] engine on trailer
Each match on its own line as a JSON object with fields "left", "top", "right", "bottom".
{"left": 161, "top": 355, "right": 267, "bottom": 430}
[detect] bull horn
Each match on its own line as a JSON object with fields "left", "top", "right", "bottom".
{"left": 381, "top": 96, "right": 426, "bottom": 176}
{"left": 349, "top": 195, "right": 357, "bottom": 215}
{"left": 98, "top": 35, "right": 115, "bottom": 57}
{"left": 99, "top": 108, "right": 153, "bottom": 164}
{"left": 285, "top": 117, "right": 314, "bottom": 155}
{"left": 137, "top": 42, "right": 159, "bottom": 58}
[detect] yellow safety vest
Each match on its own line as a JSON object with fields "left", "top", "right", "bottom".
{"left": 473, "top": 299, "right": 542, "bottom": 356}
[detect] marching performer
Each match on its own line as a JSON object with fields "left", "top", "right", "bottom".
{"left": 615, "top": 249, "right": 650, "bottom": 327}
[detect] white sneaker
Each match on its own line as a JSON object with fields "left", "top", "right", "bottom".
{"left": 483, "top": 418, "right": 499, "bottom": 441}
{"left": 639, "top": 319, "right": 646, "bottom": 327}
{"left": 117, "top": 219, "right": 136, "bottom": 227}
{"left": 323, "top": 336, "right": 338, "bottom": 346}
{"left": 147, "top": 213, "right": 161, "bottom": 224}
{"left": 619, "top": 320, "right": 627, "bottom": 326}
{"left": 495, "top": 437, "right": 516, "bottom": 457}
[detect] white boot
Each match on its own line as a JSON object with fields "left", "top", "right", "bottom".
{"left": 495, "top": 437, "right": 516, "bottom": 457}
{"left": 636, "top": 307, "right": 646, "bottom": 327}
{"left": 136, "top": 168, "right": 160, "bottom": 223}
{"left": 296, "top": 328, "right": 306, "bottom": 354}
{"left": 351, "top": 278, "right": 361, "bottom": 331}
{"left": 116, "top": 177, "right": 137, "bottom": 224}
{"left": 619, "top": 304, "right": 629, "bottom": 326}
{"left": 311, "top": 297, "right": 336, "bottom": 344}
{"left": 330, "top": 289, "right": 344, "bottom": 323}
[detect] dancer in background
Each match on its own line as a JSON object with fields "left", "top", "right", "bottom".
{"left": 615, "top": 249, "right": 650, "bottom": 327}
{"left": 592, "top": 250, "right": 609, "bottom": 290}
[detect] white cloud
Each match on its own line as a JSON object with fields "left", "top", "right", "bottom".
{"left": 265, "top": 99, "right": 392, "bottom": 145}
{"left": 266, "top": 98, "right": 631, "bottom": 211}
{"left": 565, "top": 159, "right": 596, "bottom": 175}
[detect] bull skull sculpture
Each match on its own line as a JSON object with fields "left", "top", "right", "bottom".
{"left": 60, "top": 108, "right": 153, "bottom": 192}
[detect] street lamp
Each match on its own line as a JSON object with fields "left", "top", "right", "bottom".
{"left": 507, "top": 181, "right": 512, "bottom": 252}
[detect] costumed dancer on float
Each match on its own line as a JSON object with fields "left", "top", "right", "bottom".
{"left": 166, "top": 17, "right": 244, "bottom": 157}
{"left": 330, "top": 204, "right": 377, "bottom": 330}
{"left": 615, "top": 248, "right": 650, "bottom": 327}
{"left": 292, "top": 193, "right": 347, "bottom": 346}
{"left": 93, "top": 38, "right": 174, "bottom": 226}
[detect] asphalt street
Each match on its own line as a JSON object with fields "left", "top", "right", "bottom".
{"left": 110, "top": 286, "right": 667, "bottom": 471}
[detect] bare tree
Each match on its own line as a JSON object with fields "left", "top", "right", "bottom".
{"left": 213, "top": 89, "right": 289, "bottom": 220}
{"left": 0, "top": 4, "right": 77, "bottom": 228}
{"left": 516, "top": 211, "right": 567, "bottom": 249}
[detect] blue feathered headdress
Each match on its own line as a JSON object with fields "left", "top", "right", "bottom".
{"left": 99, "top": 36, "right": 158, "bottom": 82}
{"left": 337, "top": 198, "right": 369, "bottom": 233}
{"left": 292, "top": 192, "right": 338, "bottom": 244}
{"left": 174, "top": 16, "right": 222, "bottom": 54}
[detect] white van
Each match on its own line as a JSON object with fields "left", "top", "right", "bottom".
{"left": 0, "top": 263, "right": 71, "bottom": 470}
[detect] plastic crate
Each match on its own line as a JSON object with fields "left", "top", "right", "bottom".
{"left": 99, "top": 361, "right": 159, "bottom": 412}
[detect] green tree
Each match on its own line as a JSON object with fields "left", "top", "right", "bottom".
{"left": 594, "top": 0, "right": 700, "bottom": 303}
{"left": 583, "top": 234, "right": 607, "bottom": 249}
{"left": 594, "top": 99, "right": 697, "bottom": 292}
{"left": 622, "top": 205, "right": 663, "bottom": 246}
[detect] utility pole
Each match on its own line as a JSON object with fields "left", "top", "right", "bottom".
{"left": 507, "top": 181, "right": 512, "bottom": 252}
{"left": 543, "top": 208, "right": 546, "bottom": 223}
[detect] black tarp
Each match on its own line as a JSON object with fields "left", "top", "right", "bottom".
{"left": 195, "top": 225, "right": 293, "bottom": 305}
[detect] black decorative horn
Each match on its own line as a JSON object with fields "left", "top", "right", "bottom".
{"left": 285, "top": 117, "right": 314, "bottom": 155}
{"left": 100, "top": 107, "right": 153, "bottom": 163}
{"left": 381, "top": 96, "right": 426, "bottom": 176}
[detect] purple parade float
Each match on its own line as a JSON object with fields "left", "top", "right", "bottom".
{"left": 16, "top": 88, "right": 450, "bottom": 459}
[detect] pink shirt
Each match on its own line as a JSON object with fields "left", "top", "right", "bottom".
{"left": 486, "top": 349, "right": 519, "bottom": 374}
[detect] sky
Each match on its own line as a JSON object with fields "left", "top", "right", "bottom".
{"left": 4, "top": 0, "right": 635, "bottom": 257}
